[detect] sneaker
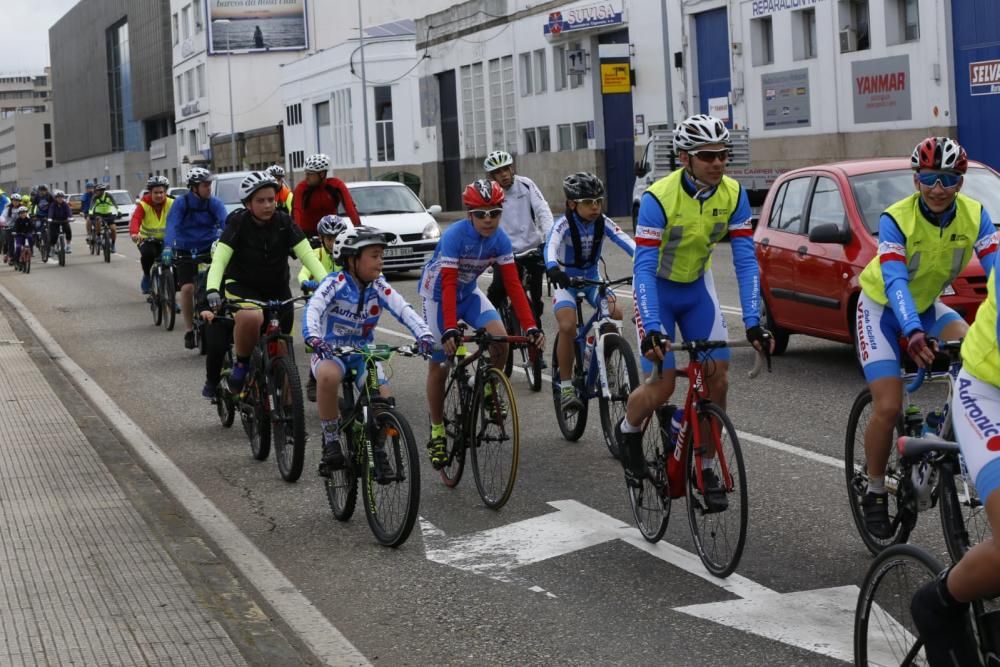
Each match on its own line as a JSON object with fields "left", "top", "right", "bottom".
{"left": 318, "top": 433, "right": 345, "bottom": 478}
{"left": 111, "top": 244, "right": 116, "bottom": 253}
{"left": 201, "top": 382, "right": 217, "bottom": 400}
{"left": 700, "top": 468, "right": 729, "bottom": 513}
{"left": 910, "top": 574, "right": 980, "bottom": 666}
{"left": 616, "top": 419, "right": 646, "bottom": 484}
{"left": 862, "top": 491, "right": 893, "bottom": 539}
{"left": 560, "top": 385, "right": 584, "bottom": 415}
{"left": 306, "top": 374, "right": 317, "bottom": 403}
{"left": 427, "top": 434, "right": 448, "bottom": 470}
{"left": 228, "top": 362, "right": 248, "bottom": 394}
{"left": 65, "top": 244, "right": 71, "bottom": 254}
{"left": 372, "top": 443, "right": 394, "bottom": 483}
{"left": 184, "top": 330, "right": 196, "bottom": 349}
{"left": 140, "top": 275, "right": 151, "bottom": 294}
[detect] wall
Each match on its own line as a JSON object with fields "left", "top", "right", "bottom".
{"left": 0, "top": 112, "right": 53, "bottom": 193}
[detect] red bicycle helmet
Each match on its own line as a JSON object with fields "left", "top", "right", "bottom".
{"left": 462, "top": 179, "right": 505, "bottom": 208}
{"left": 911, "top": 136, "right": 968, "bottom": 174}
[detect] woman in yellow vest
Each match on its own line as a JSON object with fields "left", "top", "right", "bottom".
{"left": 130, "top": 175, "right": 174, "bottom": 294}
{"left": 854, "top": 136, "right": 998, "bottom": 541}
{"left": 298, "top": 214, "right": 345, "bottom": 402}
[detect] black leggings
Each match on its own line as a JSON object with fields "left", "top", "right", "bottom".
{"left": 487, "top": 254, "right": 545, "bottom": 326}
{"left": 48, "top": 219, "right": 72, "bottom": 244}
{"left": 205, "top": 318, "right": 234, "bottom": 386}
{"left": 138, "top": 238, "right": 163, "bottom": 276}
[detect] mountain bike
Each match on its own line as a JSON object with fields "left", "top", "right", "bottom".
{"left": 36, "top": 218, "right": 50, "bottom": 263}
{"left": 325, "top": 343, "right": 424, "bottom": 547}
{"left": 51, "top": 219, "right": 67, "bottom": 267}
{"left": 146, "top": 242, "right": 173, "bottom": 329}
{"left": 497, "top": 247, "right": 546, "bottom": 392}
{"left": 550, "top": 275, "right": 638, "bottom": 457}
{"left": 627, "top": 340, "right": 767, "bottom": 577}
{"left": 438, "top": 324, "right": 529, "bottom": 509}
{"left": 15, "top": 233, "right": 32, "bottom": 273}
{"left": 89, "top": 214, "right": 114, "bottom": 262}
{"left": 845, "top": 341, "right": 989, "bottom": 558}
{"left": 222, "top": 296, "right": 308, "bottom": 482}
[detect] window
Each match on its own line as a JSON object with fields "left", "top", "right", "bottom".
{"left": 488, "top": 56, "right": 517, "bottom": 152}
{"left": 573, "top": 122, "right": 589, "bottom": 150}
{"left": 533, "top": 49, "right": 546, "bottom": 94}
{"left": 807, "top": 178, "right": 847, "bottom": 229}
{"left": 793, "top": 8, "right": 817, "bottom": 60}
{"left": 181, "top": 5, "right": 190, "bottom": 40}
{"left": 519, "top": 52, "right": 532, "bottom": 96}
{"left": 886, "top": 0, "right": 919, "bottom": 44}
{"left": 553, "top": 45, "right": 567, "bottom": 91}
{"left": 172, "top": 14, "right": 179, "bottom": 45}
{"left": 568, "top": 42, "right": 586, "bottom": 88}
{"left": 460, "top": 63, "right": 487, "bottom": 157}
{"left": 199, "top": 121, "right": 207, "bottom": 146}
{"left": 188, "top": 128, "right": 197, "bottom": 155}
{"left": 192, "top": 0, "right": 202, "bottom": 31}
{"left": 751, "top": 16, "right": 774, "bottom": 66}
{"left": 289, "top": 150, "right": 304, "bottom": 169}
{"left": 315, "top": 100, "right": 331, "bottom": 156}
{"left": 331, "top": 89, "right": 354, "bottom": 165}
{"left": 43, "top": 123, "right": 51, "bottom": 140}
{"left": 557, "top": 123, "right": 572, "bottom": 151}
{"left": 538, "top": 126, "right": 551, "bottom": 152}
{"left": 285, "top": 103, "right": 302, "bottom": 126}
{"left": 176, "top": 75, "right": 183, "bottom": 104}
{"left": 44, "top": 142, "right": 52, "bottom": 158}
{"left": 523, "top": 128, "right": 537, "bottom": 153}
{"left": 768, "top": 177, "right": 810, "bottom": 234}
{"left": 185, "top": 69, "right": 194, "bottom": 101}
{"left": 196, "top": 64, "right": 205, "bottom": 98}
{"left": 903, "top": 0, "right": 919, "bottom": 40}
{"left": 374, "top": 86, "right": 394, "bottom": 162}
{"left": 839, "top": 0, "right": 871, "bottom": 52}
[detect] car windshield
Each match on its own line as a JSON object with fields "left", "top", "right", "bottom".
{"left": 215, "top": 179, "right": 243, "bottom": 205}
{"left": 344, "top": 185, "right": 425, "bottom": 215}
{"left": 849, "top": 167, "right": 1000, "bottom": 235}
{"left": 109, "top": 192, "right": 132, "bottom": 206}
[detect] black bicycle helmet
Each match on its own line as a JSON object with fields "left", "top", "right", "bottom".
{"left": 562, "top": 172, "right": 605, "bottom": 200}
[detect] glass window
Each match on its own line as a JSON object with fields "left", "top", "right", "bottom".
{"left": 331, "top": 89, "right": 354, "bottom": 165}
{"left": 807, "top": 178, "right": 847, "bottom": 230}
{"left": 553, "top": 45, "right": 567, "bottom": 91}
{"left": 557, "top": 124, "right": 572, "bottom": 151}
{"left": 315, "top": 100, "right": 331, "bottom": 156}
{"left": 519, "top": 52, "right": 532, "bottom": 96}
{"left": 573, "top": 122, "right": 589, "bottom": 150}
{"left": 192, "top": 0, "right": 202, "bottom": 31}
{"left": 374, "top": 85, "right": 394, "bottom": 162}
{"left": 793, "top": 8, "right": 817, "bottom": 60}
{"left": 903, "top": 0, "right": 919, "bottom": 40}
{"left": 181, "top": 5, "right": 190, "bottom": 40}
{"left": 538, "top": 126, "right": 551, "bottom": 152}
{"left": 569, "top": 42, "right": 585, "bottom": 89}
{"left": 523, "top": 128, "right": 536, "bottom": 153}
{"left": 172, "top": 14, "right": 179, "bottom": 45}
{"left": 176, "top": 75, "right": 183, "bottom": 104}
{"left": 488, "top": 56, "right": 517, "bottom": 153}
{"left": 769, "top": 177, "right": 810, "bottom": 234}
{"left": 196, "top": 65, "right": 205, "bottom": 98}
{"left": 751, "top": 16, "right": 774, "bottom": 66}
{"left": 461, "top": 63, "right": 487, "bottom": 157}
{"left": 534, "top": 49, "right": 546, "bottom": 94}
{"left": 185, "top": 69, "right": 194, "bottom": 101}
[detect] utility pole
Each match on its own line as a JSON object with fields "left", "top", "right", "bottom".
{"left": 358, "top": 0, "right": 372, "bottom": 179}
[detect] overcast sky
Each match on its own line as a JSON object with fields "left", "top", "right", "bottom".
{"left": 4, "top": 0, "right": 81, "bottom": 73}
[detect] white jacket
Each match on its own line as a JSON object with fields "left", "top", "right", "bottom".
{"left": 500, "top": 175, "right": 554, "bottom": 253}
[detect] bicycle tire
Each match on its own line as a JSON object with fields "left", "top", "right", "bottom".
{"left": 216, "top": 350, "right": 236, "bottom": 428}
{"left": 686, "top": 402, "right": 748, "bottom": 578}
{"left": 57, "top": 237, "right": 65, "bottom": 267}
{"left": 102, "top": 229, "right": 111, "bottom": 263}
{"left": 162, "top": 268, "right": 176, "bottom": 331}
{"left": 89, "top": 229, "right": 97, "bottom": 255}
{"left": 470, "top": 367, "right": 520, "bottom": 509}
{"left": 551, "top": 332, "right": 588, "bottom": 441}
{"left": 151, "top": 267, "right": 163, "bottom": 326}
{"left": 628, "top": 416, "right": 671, "bottom": 542}
{"left": 938, "top": 470, "right": 991, "bottom": 565}
{"left": 245, "top": 365, "right": 271, "bottom": 461}
{"left": 270, "top": 355, "right": 306, "bottom": 482}
{"left": 598, "top": 333, "right": 639, "bottom": 460}
{"left": 499, "top": 305, "right": 515, "bottom": 378}
{"left": 362, "top": 407, "right": 421, "bottom": 547}
{"left": 854, "top": 543, "right": 944, "bottom": 667}
{"left": 39, "top": 232, "right": 49, "bottom": 263}
{"left": 845, "top": 388, "right": 915, "bottom": 556}
{"left": 22, "top": 247, "right": 30, "bottom": 274}
{"left": 524, "top": 344, "right": 543, "bottom": 392}
{"left": 439, "top": 372, "right": 467, "bottom": 488}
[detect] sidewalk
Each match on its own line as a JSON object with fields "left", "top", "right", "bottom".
{"left": 0, "top": 310, "right": 247, "bottom": 665}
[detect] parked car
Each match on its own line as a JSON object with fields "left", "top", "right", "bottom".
{"left": 68, "top": 193, "right": 83, "bottom": 215}
{"left": 167, "top": 187, "right": 187, "bottom": 199}
{"left": 342, "top": 181, "right": 442, "bottom": 272}
{"left": 100, "top": 189, "right": 137, "bottom": 227}
{"left": 211, "top": 171, "right": 255, "bottom": 214}
{"left": 753, "top": 157, "right": 1000, "bottom": 355}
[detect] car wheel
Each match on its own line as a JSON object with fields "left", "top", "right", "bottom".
{"left": 760, "top": 297, "right": 790, "bottom": 356}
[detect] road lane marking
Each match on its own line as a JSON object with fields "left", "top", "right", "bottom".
{"left": 0, "top": 285, "right": 371, "bottom": 667}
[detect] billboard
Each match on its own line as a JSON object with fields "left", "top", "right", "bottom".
{"left": 207, "top": 0, "right": 308, "bottom": 55}
{"left": 852, "top": 55, "right": 911, "bottom": 124}
{"left": 761, "top": 68, "right": 810, "bottom": 129}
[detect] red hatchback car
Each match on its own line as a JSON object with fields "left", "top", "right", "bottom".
{"left": 753, "top": 157, "right": 1000, "bottom": 355}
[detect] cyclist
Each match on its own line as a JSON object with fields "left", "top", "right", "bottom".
{"left": 130, "top": 176, "right": 174, "bottom": 294}
{"left": 80, "top": 181, "right": 95, "bottom": 225}
{"left": 267, "top": 165, "right": 294, "bottom": 214}
{"left": 298, "top": 214, "right": 346, "bottom": 403}
{"left": 164, "top": 167, "right": 228, "bottom": 349}
{"left": 545, "top": 172, "right": 634, "bottom": 413}
{"left": 291, "top": 153, "right": 361, "bottom": 239}
{"left": 31, "top": 184, "right": 54, "bottom": 244}
{"left": 619, "top": 113, "right": 774, "bottom": 498}
{"left": 482, "top": 149, "right": 553, "bottom": 324}
{"left": 1, "top": 193, "right": 22, "bottom": 263}
{"left": 205, "top": 171, "right": 326, "bottom": 394}
{"left": 855, "top": 136, "right": 997, "bottom": 539}
{"left": 303, "top": 225, "right": 434, "bottom": 477}
{"left": 48, "top": 190, "right": 72, "bottom": 254}
{"left": 0, "top": 189, "right": 8, "bottom": 219}
{"left": 11, "top": 206, "right": 33, "bottom": 269}
{"left": 420, "top": 179, "right": 544, "bottom": 469}
{"left": 87, "top": 183, "right": 120, "bottom": 252}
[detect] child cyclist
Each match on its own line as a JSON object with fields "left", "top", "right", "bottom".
{"left": 544, "top": 172, "right": 635, "bottom": 414}
{"left": 11, "top": 207, "right": 33, "bottom": 268}
{"left": 299, "top": 214, "right": 345, "bottom": 402}
{"left": 303, "top": 225, "right": 435, "bottom": 478}
{"left": 421, "top": 179, "right": 545, "bottom": 469}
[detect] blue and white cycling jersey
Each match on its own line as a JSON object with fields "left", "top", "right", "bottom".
{"left": 419, "top": 219, "right": 516, "bottom": 301}
{"left": 544, "top": 212, "right": 635, "bottom": 279}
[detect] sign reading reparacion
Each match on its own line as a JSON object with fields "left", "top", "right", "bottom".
{"left": 751, "top": 0, "right": 823, "bottom": 18}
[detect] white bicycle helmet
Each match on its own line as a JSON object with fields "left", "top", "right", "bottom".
{"left": 186, "top": 167, "right": 213, "bottom": 186}
{"left": 317, "top": 214, "right": 347, "bottom": 239}
{"left": 16, "top": 206, "right": 27, "bottom": 214}
{"left": 147, "top": 175, "right": 170, "bottom": 189}
{"left": 10, "top": 193, "right": 21, "bottom": 201}
{"left": 332, "top": 225, "right": 391, "bottom": 260}
{"left": 304, "top": 153, "right": 331, "bottom": 173}
{"left": 673, "top": 114, "right": 730, "bottom": 152}
{"left": 239, "top": 171, "right": 279, "bottom": 201}
{"left": 267, "top": 164, "right": 286, "bottom": 178}
{"left": 483, "top": 150, "right": 513, "bottom": 173}
{"left": 53, "top": 190, "right": 66, "bottom": 198}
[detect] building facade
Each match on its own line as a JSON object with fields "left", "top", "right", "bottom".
{"left": 0, "top": 70, "right": 51, "bottom": 119}
{"left": 0, "top": 110, "right": 54, "bottom": 193}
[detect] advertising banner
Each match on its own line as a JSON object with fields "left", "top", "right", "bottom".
{"left": 852, "top": 55, "right": 911, "bottom": 123}
{"left": 207, "top": 0, "right": 308, "bottom": 55}
{"left": 761, "top": 68, "right": 810, "bottom": 129}
{"left": 970, "top": 59, "right": 1000, "bottom": 97}
{"left": 544, "top": 2, "right": 623, "bottom": 35}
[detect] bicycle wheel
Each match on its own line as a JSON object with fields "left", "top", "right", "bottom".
{"left": 161, "top": 267, "right": 176, "bottom": 331}
{"left": 938, "top": 470, "right": 991, "bottom": 565}
{"left": 470, "top": 367, "right": 520, "bottom": 509}
{"left": 216, "top": 349, "right": 235, "bottom": 428}
{"left": 40, "top": 232, "right": 49, "bottom": 263}
{"left": 362, "top": 407, "right": 421, "bottom": 547}
{"left": 150, "top": 267, "right": 163, "bottom": 326}
{"left": 243, "top": 366, "right": 271, "bottom": 461}
{"left": 854, "top": 544, "right": 944, "bottom": 667}
{"left": 326, "top": 423, "right": 359, "bottom": 521}
{"left": 845, "top": 388, "right": 915, "bottom": 556}
{"left": 270, "top": 355, "right": 306, "bottom": 482}
{"left": 598, "top": 333, "right": 639, "bottom": 460}
{"left": 551, "top": 332, "right": 589, "bottom": 441}
{"left": 628, "top": 414, "right": 671, "bottom": 543}
{"left": 686, "top": 402, "right": 748, "bottom": 577}
{"left": 102, "top": 230, "right": 111, "bottom": 263}
{"left": 439, "top": 373, "right": 467, "bottom": 488}
{"left": 524, "top": 344, "right": 543, "bottom": 392}
{"left": 89, "top": 229, "right": 97, "bottom": 255}
{"left": 22, "top": 246, "right": 30, "bottom": 274}
{"left": 499, "top": 304, "right": 515, "bottom": 378}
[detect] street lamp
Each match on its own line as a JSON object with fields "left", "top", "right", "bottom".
{"left": 213, "top": 19, "right": 237, "bottom": 171}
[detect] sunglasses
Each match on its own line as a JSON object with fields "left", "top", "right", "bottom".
{"left": 916, "top": 171, "right": 962, "bottom": 189}
{"left": 470, "top": 208, "right": 503, "bottom": 219}
{"left": 573, "top": 197, "right": 604, "bottom": 207}
{"left": 688, "top": 149, "right": 729, "bottom": 163}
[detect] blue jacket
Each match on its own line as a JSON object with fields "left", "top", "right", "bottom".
{"left": 80, "top": 192, "right": 92, "bottom": 216}
{"left": 164, "top": 190, "right": 227, "bottom": 251}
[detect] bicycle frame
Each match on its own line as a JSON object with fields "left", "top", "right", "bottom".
{"left": 570, "top": 277, "right": 631, "bottom": 401}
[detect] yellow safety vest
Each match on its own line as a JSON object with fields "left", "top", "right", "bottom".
{"left": 963, "top": 270, "right": 1000, "bottom": 386}
{"left": 138, "top": 197, "right": 174, "bottom": 239}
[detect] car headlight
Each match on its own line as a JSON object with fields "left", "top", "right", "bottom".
{"left": 422, "top": 221, "right": 441, "bottom": 240}
{"left": 942, "top": 284, "right": 956, "bottom": 296}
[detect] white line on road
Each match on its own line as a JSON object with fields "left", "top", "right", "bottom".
{"left": 0, "top": 285, "right": 371, "bottom": 667}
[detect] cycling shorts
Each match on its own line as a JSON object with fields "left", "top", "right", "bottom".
{"left": 552, "top": 285, "right": 599, "bottom": 313}
{"left": 951, "top": 367, "right": 1000, "bottom": 503}
{"left": 311, "top": 353, "right": 387, "bottom": 391}
{"left": 855, "top": 292, "right": 961, "bottom": 382}
{"left": 633, "top": 271, "right": 729, "bottom": 373}
{"left": 175, "top": 250, "right": 213, "bottom": 287}
{"left": 422, "top": 287, "right": 500, "bottom": 363}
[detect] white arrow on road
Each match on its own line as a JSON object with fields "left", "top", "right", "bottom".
{"left": 421, "top": 500, "right": 907, "bottom": 663}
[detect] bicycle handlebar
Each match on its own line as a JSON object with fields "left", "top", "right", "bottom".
{"left": 223, "top": 294, "right": 307, "bottom": 313}
{"left": 567, "top": 276, "right": 633, "bottom": 289}
{"left": 328, "top": 343, "right": 428, "bottom": 360}
{"left": 644, "top": 339, "right": 768, "bottom": 385}
{"left": 903, "top": 339, "right": 962, "bottom": 393}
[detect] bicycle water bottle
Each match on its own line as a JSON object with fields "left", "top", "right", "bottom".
{"left": 582, "top": 334, "right": 595, "bottom": 375}
{"left": 904, "top": 405, "right": 924, "bottom": 437}
{"left": 923, "top": 409, "right": 944, "bottom": 436}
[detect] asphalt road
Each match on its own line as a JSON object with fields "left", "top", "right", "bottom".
{"left": 0, "top": 218, "right": 961, "bottom": 665}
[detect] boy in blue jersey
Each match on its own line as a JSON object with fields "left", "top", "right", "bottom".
{"left": 303, "top": 225, "right": 434, "bottom": 478}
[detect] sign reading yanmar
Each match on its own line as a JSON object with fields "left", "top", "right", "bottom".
{"left": 544, "top": 2, "right": 623, "bottom": 35}
{"left": 970, "top": 60, "right": 1000, "bottom": 96}
{"left": 751, "top": 0, "right": 822, "bottom": 18}
{"left": 852, "top": 55, "right": 912, "bottom": 123}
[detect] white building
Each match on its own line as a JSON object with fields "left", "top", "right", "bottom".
{"left": 0, "top": 109, "right": 54, "bottom": 194}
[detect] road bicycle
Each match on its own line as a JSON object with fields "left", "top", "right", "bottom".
{"left": 497, "top": 247, "right": 546, "bottom": 392}
{"left": 845, "top": 341, "right": 989, "bottom": 558}
{"left": 438, "top": 324, "right": 529, "bottom": 509}
{"left": 50, "top": 219, "right": 68, "bottom": 267}
{"left": 218, "top": 295, "right": 308, "bottom": 482}
{"left": 325, "top": 343, "right": 424, "bottom": 547}
{"left": 627, "top": 340, "right": 766, "bottom": 577}
{"left": 550, "top": 274, "right": 638, "bottom": 456}
{"left": 146, "top": 242, "right": 175, "bottom": 330}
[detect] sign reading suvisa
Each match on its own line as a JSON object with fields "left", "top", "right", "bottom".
{"left": 544, "top": 2, "right": 623, "bottom": 35}
{"left": 970, "top": 60, "right": 1000, "bottom": 97}
{"left": 207, "top": 0, "right": 308, "bottom": 55}
{"left": 852, "top": 55, "right": 912, "bottom": 124}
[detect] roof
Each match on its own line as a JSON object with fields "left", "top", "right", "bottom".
{"left": 781, "top": 157, "right": 994, "bottom": 178}
{"left": 364, "top": 19, "right": 415, "bottom": 38}
{"left": 344, "top": 180, "right": 409, "bottom": 188}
